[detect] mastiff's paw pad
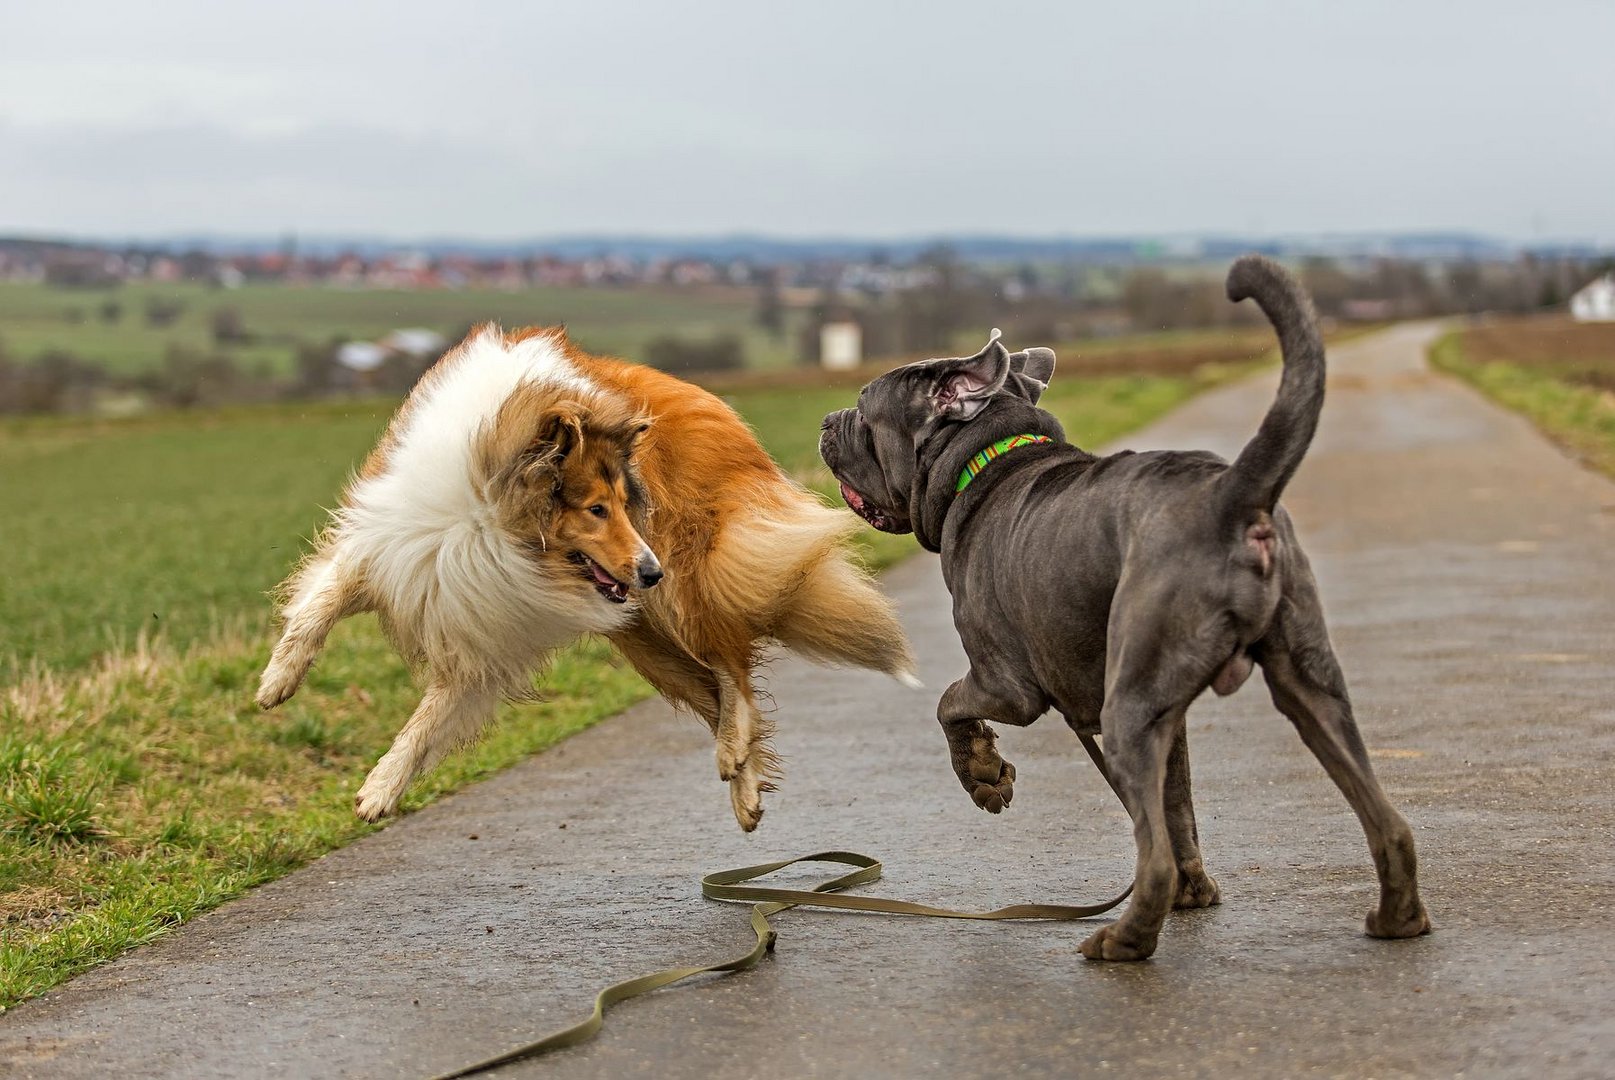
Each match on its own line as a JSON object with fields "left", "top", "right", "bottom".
{"left": 967, "top": 759, "right": 1015, "bottom": 814}
{"left": 1365, "top": 899, "right": 1431, "bottom": 940}
{"left": 1079, "top": 923, "right": 1157, "bottom": 962}
{"left": 1173, "top": 871, "right": 1221, "bottom": 910}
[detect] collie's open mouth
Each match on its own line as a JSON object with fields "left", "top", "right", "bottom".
{"left": 570, "top": 552, "right": 630, "bottom": 603}
{"left": 839, "top": 481, "right": 899, "bottom": 533}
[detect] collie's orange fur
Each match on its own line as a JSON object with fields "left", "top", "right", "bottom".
{"left": 257, "top": 324, "right": 915, "bottom": 830}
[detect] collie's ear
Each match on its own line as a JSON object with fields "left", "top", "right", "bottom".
{"left": 528, "top": 405, "right": 584, "bottom": 461}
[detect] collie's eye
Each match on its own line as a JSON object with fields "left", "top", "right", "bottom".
{"left": 588, "top": 504, "right": 608, "bottom": 519}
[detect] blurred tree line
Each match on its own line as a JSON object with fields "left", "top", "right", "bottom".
{"left": 788, "top": 250, "right": 1615, "bottom": 364}
{"left": 6, "top": 251, "right": 1614, "bottom": 416}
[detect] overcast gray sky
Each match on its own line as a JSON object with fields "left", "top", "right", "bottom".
{"left": 2, "top": 1, "right": 1610, "bottom": 243}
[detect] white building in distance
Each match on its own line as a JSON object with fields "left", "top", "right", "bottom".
{"left": 1570, "top": 274, "right": 1615, "bottom": 322}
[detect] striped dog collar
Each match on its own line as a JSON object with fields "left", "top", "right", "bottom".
{"left": 955, "top": 434, "right": 1054, "bottom": 494}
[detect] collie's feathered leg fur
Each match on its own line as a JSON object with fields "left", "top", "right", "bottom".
{"left": 256, "top": 544, "right": 369, "bottom": 710}
{"left": 627, "top": 498, "right": 918, "bottom": 831}
{"left": 713, "top": 669, "right": 756, "bottom": 780}
{"left": 609, "top": 623, "right": 723, "bottom": 734}
{"left": 353, "top": 679, "right": 503, "bottom": 822}
{"left": 712, "top": 667, "right": 780, "bottom": 832}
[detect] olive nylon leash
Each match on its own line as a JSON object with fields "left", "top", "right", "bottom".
{"left": 428, "top": 735, "right": 1128, "bottom": 1080}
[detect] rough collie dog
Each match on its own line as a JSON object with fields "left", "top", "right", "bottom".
{"left": 256, "top": 325, "right": 916, "bottom": 830}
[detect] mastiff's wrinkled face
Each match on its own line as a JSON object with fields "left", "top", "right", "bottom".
{"left": 819, "top": 331, "right": 1056, "bottom": 533}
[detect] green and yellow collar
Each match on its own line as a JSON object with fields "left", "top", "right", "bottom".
{"left": 955, "top": 434, "right": 1054, "bottom": 494}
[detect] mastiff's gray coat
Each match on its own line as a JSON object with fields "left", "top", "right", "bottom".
{"left": 819, "top": 256, "right": 1431, "bottom": 960}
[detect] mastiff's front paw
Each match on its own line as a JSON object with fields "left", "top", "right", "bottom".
{"left": 948, "top": 722, "right": 1015, "bottom": 813}
{"left": 966, "top": 757, "right": 1015, "bottom": 813}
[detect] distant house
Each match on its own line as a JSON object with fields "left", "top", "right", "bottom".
{"left": 335, "top": 341, "right": 390, "bottom": 373}
{"left": 380, "top": 328, "right": 448, "bottom": 359}
{"left": 1570, "top": 274, "right": 1615, "bottom": 322}
{"left": 331, "top": 328, "right": 449, "bottom": 394}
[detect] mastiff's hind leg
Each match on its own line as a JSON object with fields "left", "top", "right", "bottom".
{"left": 1256, "top": 579, "right": 1430, "bottom": 940}
{"left": 1081, "top": 580, "right": 1238, "bottom": 961}
{"left": 1163, "top": 722, "right": 1221, "bottom": 909}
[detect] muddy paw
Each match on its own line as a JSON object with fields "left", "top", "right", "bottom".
{"left": 1173, "top": 869, "right": 1221, "bottom": 910}
{"left": 950, "top": 725, "right": 1015, "bottom": 813}
{"left": 967, "top": 758, "right": 1016, "bottom": 814}
{"left": 1079, "top": 923, "right": 1157, "bottom": 962}
{"left": 353, "top": 786, "right": 399, "bottom": 823}
{"left": 729, "top": 770, "right": 764, "bottom": 832}
{"left": 1365, "top": 898, "right": 1431, "bottom": 939}
{"left": 255, "top": 664, "right": 300, "bottom": 710}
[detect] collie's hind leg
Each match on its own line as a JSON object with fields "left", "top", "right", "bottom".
{"left": 609, "top": 624, "right": 723, "bottom": 735}
{"left": 714, "top": 668, "right": 777, "bottom": 832}
{"left": 773, "top": 557, "right": 918, "bottom": 685}
{"left": 257, "top": 547, "right": 368, "bottom": 709}
{"left": 354, "top": 679, "right": 501, "bottom": 822}
{"left": 611, "top": 623, "right": 769, "bottom": 831}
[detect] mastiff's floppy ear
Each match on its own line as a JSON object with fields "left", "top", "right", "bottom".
{"left": 931, "top": 329, "right": 1011, "bottom": 421}
{"left": 1007, "top": 346, "right": 1055, "bottom": 404}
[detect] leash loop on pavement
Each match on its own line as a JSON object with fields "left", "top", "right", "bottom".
{"left": 429, "top": 736, "right": 1128, "bottom": 1079}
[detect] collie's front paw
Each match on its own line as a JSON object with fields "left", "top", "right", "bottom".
{"left": 354, "top": 767, "right": 407, "bottom": 823}
{"left": 353, "top": 787, "right": 399, "bottom": 823}
{"left": 255, "top": 662, "right": 301, "bottom": 710}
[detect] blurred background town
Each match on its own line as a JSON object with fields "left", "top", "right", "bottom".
{"left": 3, "top": 230, "right": 1613, "bottom": 415}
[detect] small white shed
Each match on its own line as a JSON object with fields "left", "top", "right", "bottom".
{"left": 1570, "top": 274, "right": 1615, "bottom": 322}
{"left": 820, "top": 322, "right": 862, "bottom": 371}
{"left": 335, "top": 341, "right": 390, "bottom": 372}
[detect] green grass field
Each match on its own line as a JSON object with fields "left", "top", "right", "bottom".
{"left": 1430, "top": 319, "right": 1615, "bottom": 478}
{"left": 0, "top": 332, "right": 1271, "bottom": 1010}
{"left": 0, "top": 280, "right": 798, "bottom": 376}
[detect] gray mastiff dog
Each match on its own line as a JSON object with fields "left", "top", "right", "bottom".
{"left": 819, "top": 255, "right": 1431, "bottom": 961}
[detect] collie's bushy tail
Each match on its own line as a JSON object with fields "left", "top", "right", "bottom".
{"left": 704, "top": 491, "right": 918, "bottom": 683}
{"left": 773, "top": 554, "right": 918, "bottom": 685}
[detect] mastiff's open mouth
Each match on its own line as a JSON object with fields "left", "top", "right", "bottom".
{"left": 840, "top": 481, "right": 901, "bottom": 533}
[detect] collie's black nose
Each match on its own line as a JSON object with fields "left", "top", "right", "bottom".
{"left": 637, "top": 555, "right": 664, "bottom": 589}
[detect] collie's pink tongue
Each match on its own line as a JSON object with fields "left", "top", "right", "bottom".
{"left": 588, "top": 561, "right": 618, "bottom": 587}
{"left": 840, "top": 482, "right": 866, "bottom": 512}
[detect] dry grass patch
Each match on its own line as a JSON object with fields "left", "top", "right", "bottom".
{"left": 1432, "top": 320, "right": 1615, "bottom": 477}
{"left": 0, "top": 623, "right": 650, "bottom": 1009}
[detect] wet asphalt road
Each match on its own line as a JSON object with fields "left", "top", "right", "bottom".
{"left": 4, "top": 323, "right": 1613, "bottom": 1079}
